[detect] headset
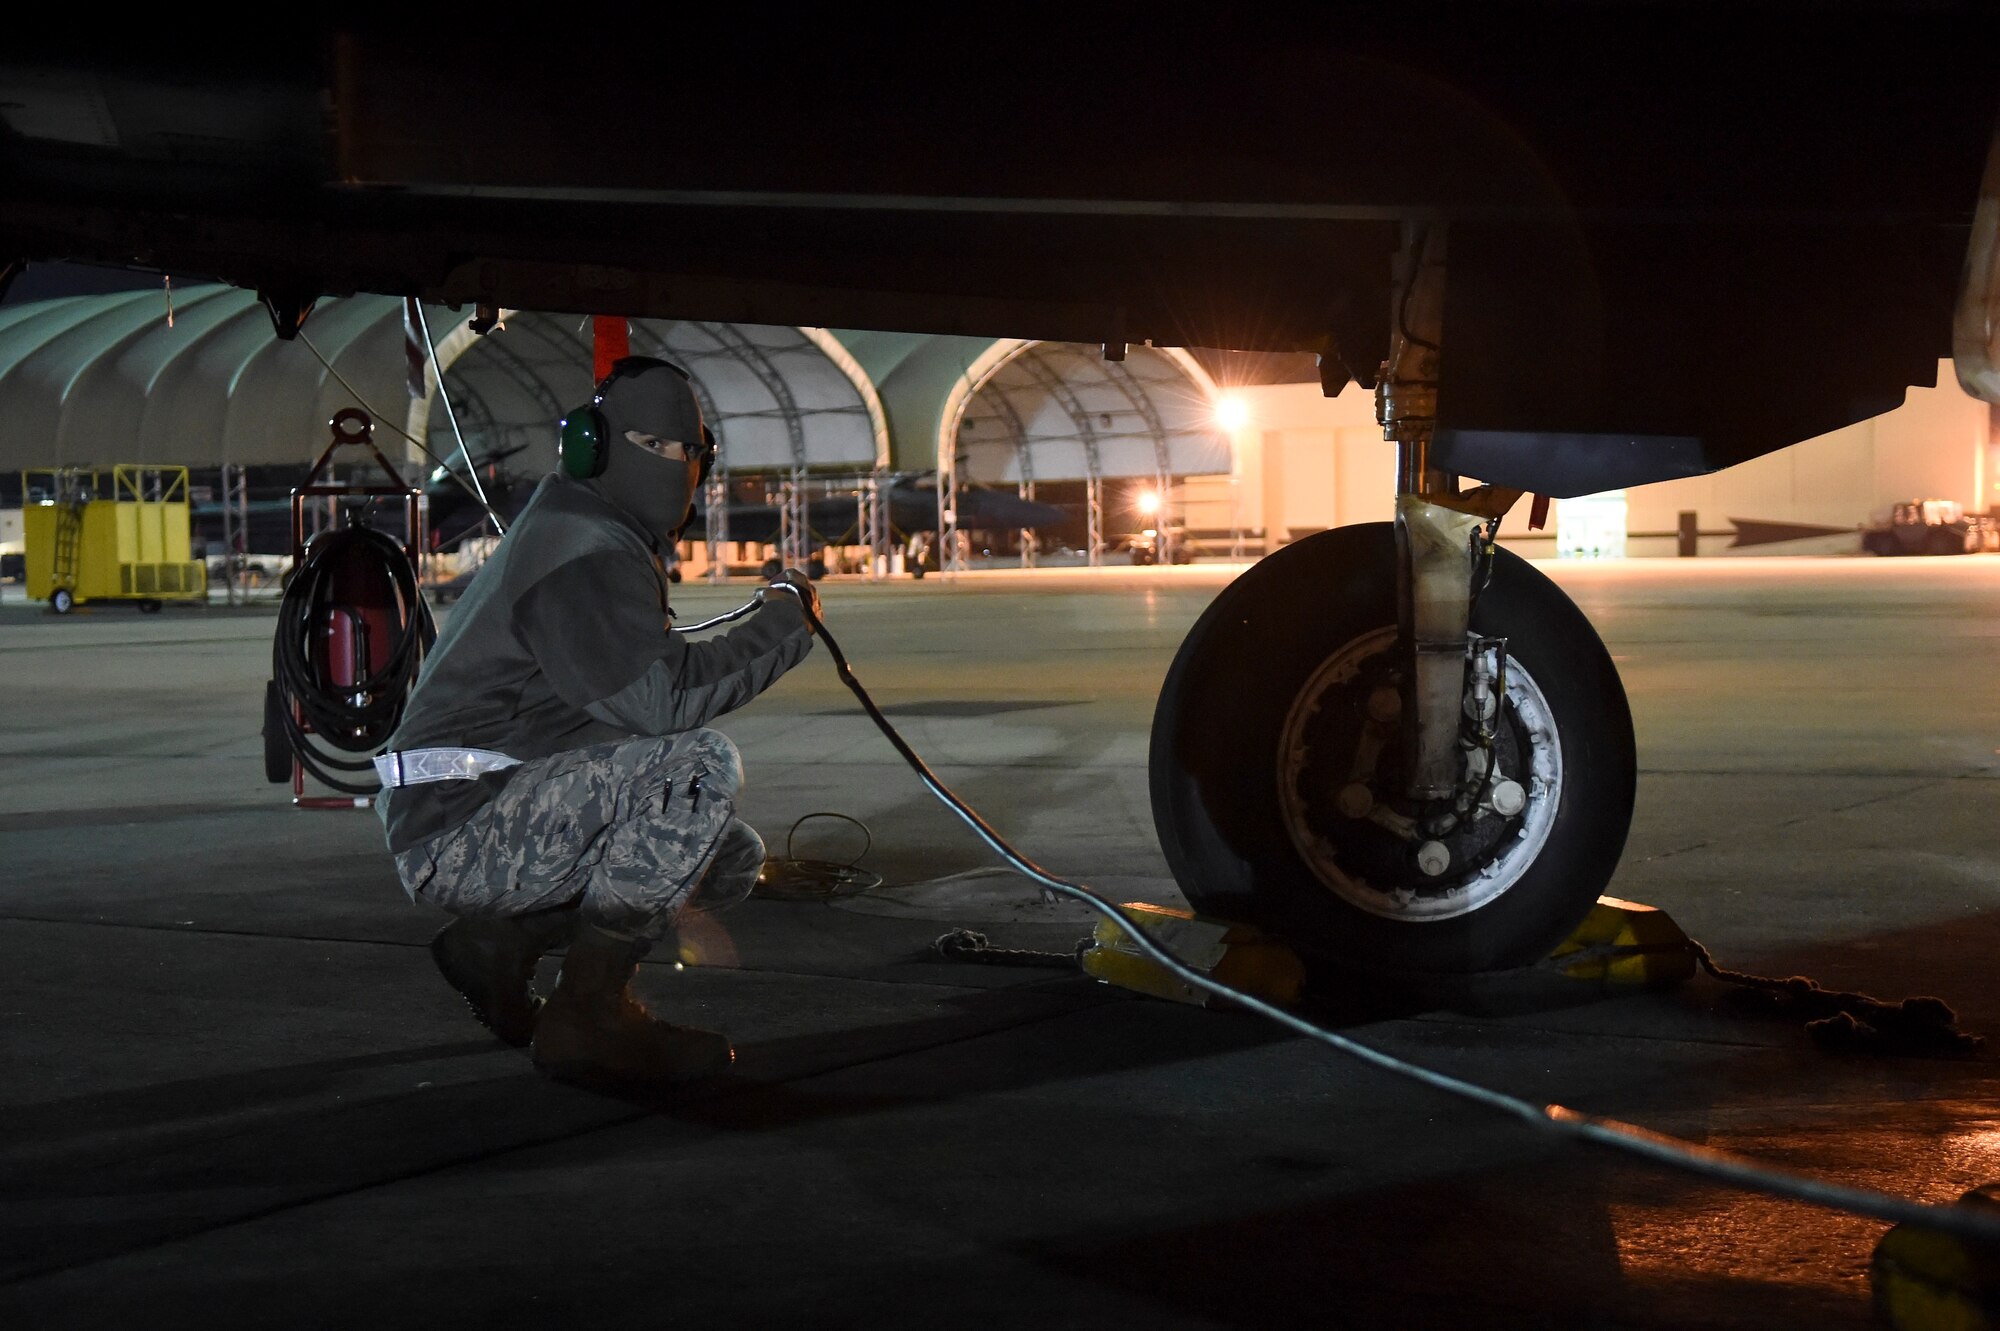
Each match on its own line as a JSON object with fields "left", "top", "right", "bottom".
{"left": 559, "top": 355, "right": 717, "bottom": 483}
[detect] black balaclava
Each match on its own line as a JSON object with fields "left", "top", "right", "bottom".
{"left": 584, "top": 357, "right": 706, "bottom": 544}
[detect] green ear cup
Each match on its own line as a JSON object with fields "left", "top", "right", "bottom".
{"left": 559, "top": 407, "right": 607, "bottom": 478}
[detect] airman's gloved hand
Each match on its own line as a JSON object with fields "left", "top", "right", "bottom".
{"left": 765, "top": 567, "right": 821, "bottom": 627}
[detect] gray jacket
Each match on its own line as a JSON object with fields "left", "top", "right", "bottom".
{"left": 378, "top": 474, "right": 812, "bottom": 853}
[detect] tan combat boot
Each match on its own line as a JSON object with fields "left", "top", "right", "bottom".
{"left": 531, "top": 923, "right": 734, "bottom": 1091}
{"left": 429, "top": 905, "right": 578, "bottom": 1047}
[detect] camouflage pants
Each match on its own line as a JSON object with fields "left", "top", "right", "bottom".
{"left": 392, "top": 729, "right": 763, "bottom": 941}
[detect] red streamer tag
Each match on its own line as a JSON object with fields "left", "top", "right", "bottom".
{"left": 1528, "top": 494, "right": 1552, "bottom": 531}
{"left": 592, "top": 316, "right": 630, "bottom": 384}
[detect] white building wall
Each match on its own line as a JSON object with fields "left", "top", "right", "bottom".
{"left": 1178, "top": 380, "right": 1388, "bottom": 552}
{"left": 1181, "top": 359, "right": 1991, "bottom": 560}
{"left": 1627, "top": 360, "right": 1989, "bottom": 556}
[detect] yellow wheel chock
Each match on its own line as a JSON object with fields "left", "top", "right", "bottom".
{"left": 1081, "top": 895, "right": 1696, "bottom": 1010}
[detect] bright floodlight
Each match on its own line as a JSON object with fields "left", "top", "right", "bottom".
{"left": 1215, "top": 394, "right": 1250, "bottom": 432}
{"left": 1137, "top": 490, "right": 1162, "bottom": 516}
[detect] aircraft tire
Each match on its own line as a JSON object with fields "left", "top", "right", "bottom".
{"left": 262, "top": 680, "right": 293, "bottom": 784}
{"left": 1148, "top": 522, "right": 1634, "bottom": 974}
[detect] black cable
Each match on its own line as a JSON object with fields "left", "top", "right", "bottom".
{"left": 755, "top": 812, "right": 884, "bottom": 900}
{"left": 796, "top": 598, "right": 2000, "bottom": 1246}
{"left": 1470, "top": 515, "right": 1502, "bottom": 610}
{"left": 272, "top": 523, "right": 435, "bottom": 795}
{"left": 787, "top": 811, "right": 872, "bottom": 864}
{"left": 411, "top": 300, "right": 503, "bottom": 532}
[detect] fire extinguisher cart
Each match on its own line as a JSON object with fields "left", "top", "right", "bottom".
{"left": 263, "top": 408, "right": 432, "bottom": 810}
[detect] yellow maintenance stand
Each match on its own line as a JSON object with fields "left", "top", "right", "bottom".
{"left": 22, "top": 466, "right": 207, "bottom": 615}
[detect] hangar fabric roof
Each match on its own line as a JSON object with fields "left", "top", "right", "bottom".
{"left": 0, "top": 286, "right": 415, "bottom": 470}
{"left": 956, "top": 342, "right": 1230, "bottom": 483}
{"left": 0, "top": 287, "right": 1223, "bottom": 482}
{"left": 449, "top": 312, "right": 886, "bottom": 478}
{"left": 0, "top": 289, "right": 889, "bottom": 475}
{"left": 831, "top": 330, "right": 997, "bottom": 471}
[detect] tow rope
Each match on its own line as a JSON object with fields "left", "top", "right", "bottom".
{"left": 1690, "top": 942, "right": 1981, "bottom": 1056}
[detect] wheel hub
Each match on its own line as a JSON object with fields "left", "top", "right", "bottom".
{"left": 1275, "top": 627, "right": 1564, "bottom": 922}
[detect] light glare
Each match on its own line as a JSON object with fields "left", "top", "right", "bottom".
{"left": 1216, "top": 395, "right": 1250, "bottom": 432}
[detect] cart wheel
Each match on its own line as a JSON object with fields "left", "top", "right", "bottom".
{"left": 761, "top": 557, "right": 783, "bottom": 580}
{"left": 808, "top": 557, "right": 827, "bottom": 581}
{"left": 137, "top": 599, "right": 162, "bottom": 614}
{"left": 49, "top": 588, "right": 74, "bottom": 615}
{"left": 262, "top": 680, "right": 294, "bottom": 784}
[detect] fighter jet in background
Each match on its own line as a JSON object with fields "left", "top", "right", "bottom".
{"left": 683, "top": 474, "right": 1069, "bottom": 546}
{"left": 184, "top": 445, "right": 530, "bottom": 558}
{"left": 189, "top": 452, "right": 1071, "bottom": 573}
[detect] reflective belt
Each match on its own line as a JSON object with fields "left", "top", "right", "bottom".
{"left": 373, "top": 747, "right": 522, "bottom": 788}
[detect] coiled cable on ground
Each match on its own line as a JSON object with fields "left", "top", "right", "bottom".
{"left": 789, "top": 593, "right": 2000, "bottom": 1247}
{"left": 754, "top": 813, "right": 884, "bottom": 900}
{"left": 272, "top": 523, "right": 436, "bottom": 795}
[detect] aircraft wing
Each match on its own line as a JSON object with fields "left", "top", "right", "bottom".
{"left": 684, "top": 500, "right": 781, "bottom": 547}
{"left": 3, "top": 11, "right": 1995, "bottom": 490}
{"left": 887, "top": 485, "right": 1069, "bottom": 533}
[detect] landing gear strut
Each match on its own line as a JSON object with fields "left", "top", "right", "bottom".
{"left": 1148, "top": 223, "right": 1638, "bottom": 972}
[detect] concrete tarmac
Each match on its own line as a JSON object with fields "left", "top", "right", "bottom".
{"left": 3, "top": 557, "right": 1999, "bottom": 1328}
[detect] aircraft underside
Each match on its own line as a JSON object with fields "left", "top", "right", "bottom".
{"left": 3, "top": 8, "right": 1997, "bottom": 970}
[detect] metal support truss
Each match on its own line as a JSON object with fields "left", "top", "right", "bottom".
{"left": 1085, "top": 475, "right": 1104, "bottom": 567}
{"left": 1018, "top": 476, "right": 1039, "bottom": 569}
{"left": 774, "top": 473, "right": 805, "bottom": 572}
{"left": 218, "top": 462, "right": 249, "bottom": 605}
{"left": 859, "top": 473, "right": 889, "bottom": 580}
{"left": 1101, "top": 357, "right": 1177, "bottom": 564}
{"left": 941, "top": 457, "right": 964, "bottom": 575}
{"left": 694, "top": 323, "right": 814, "bottom": 568}
{"left": 980, "top": 383, "right": 1038, "bottom": 569}
{"left": 703, "top": 470, "right": 730, "bottom": 581}
{"left": 790, "top": 469, "right": 811, "bottom": 569}
{"left": 1012, "top": 352, "right": 1106, "bottom": 567}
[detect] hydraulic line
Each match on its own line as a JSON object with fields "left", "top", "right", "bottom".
{"left": 706, "top": 588, "right": 2000, "bottom": 1247}
{"left": 412, "top": 301, "right": 502, "bottom": 533}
